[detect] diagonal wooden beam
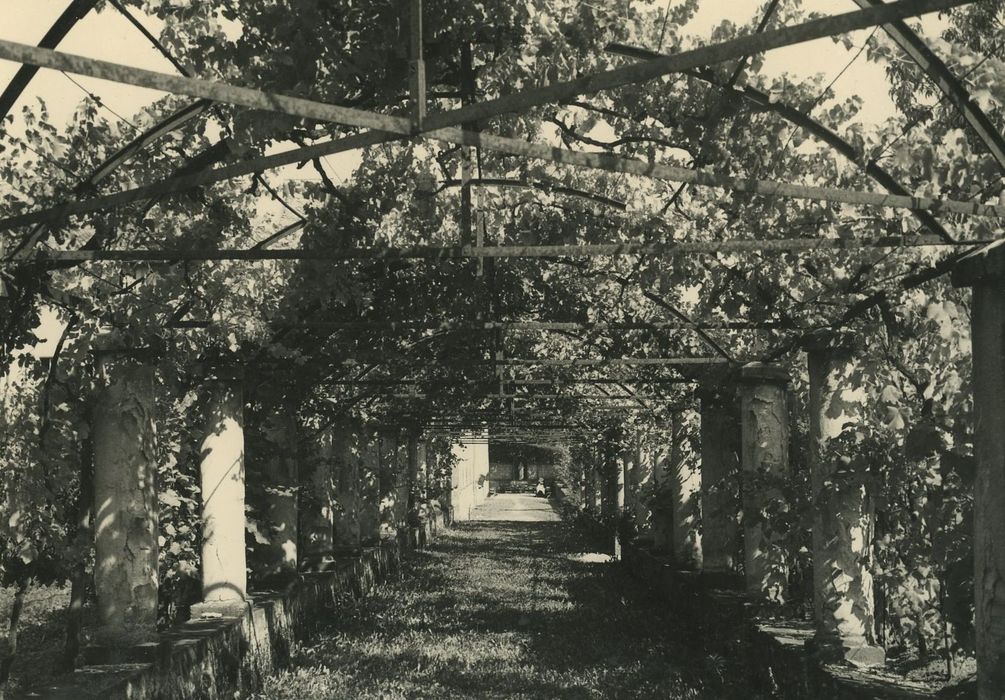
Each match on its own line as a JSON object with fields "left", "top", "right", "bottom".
{"left": 0, "top": 0, "right": 99, "bottom": 120}
{"left": 851, "top": 0, "right": 1005, "bottom": 173}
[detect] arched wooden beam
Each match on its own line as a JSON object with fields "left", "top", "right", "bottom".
{"left": 606, "top": 42, "right": 955, "bottom": 243}
{"left": 851, "top": 0, "right": 1005, "bottom": 172}
{"left": 0, "top": 0, "right": 99, "bottom": 120}
{"left": 6, "top": 99, "right": 213, "bottom": 259}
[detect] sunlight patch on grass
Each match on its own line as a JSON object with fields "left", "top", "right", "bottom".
{"left": 568, "top": 551, "right": 613, "bottom": 563}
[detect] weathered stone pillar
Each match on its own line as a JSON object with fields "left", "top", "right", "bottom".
{"left": 651, "top": 439, "right": 673, "bottom": 553}
{"left": 92, "top": 348, "right": 159, "bottom": 645}
{"left": 699, "top": 386, "right": 741, "bottom": 574}
{"left": 378, "top": 432, "right": 401, "bottom": 539}
{"left": 807, "top": 340, "right": 884, "bottom": 667}
{"left": 630, "top": 438, "right": 654, "bottom": 534}
{"left": 952, "top": 250, "right": 1005, "bottom": 698}
{"left": 249, "top": 405, "right": 299, "bottom": 580}
{"left": 739, "top": 363, "right": 790, "bottom": 603}
{"left": 194, "top": 365, "right": 248, "bottom": 613}
{"left": 356, "top": 432, "right": 382, "bottom": 544}
{"left": 333, "top": 426, "right": 361, "bottom": 554}
{"left": 583, "top": 460, "right": 597, "bottom": 515}
{"left": 299, "top": 428, "right": 335, "bottom": 569}
{"left": 671, "top": 411, "right": 702, "bottom": 569}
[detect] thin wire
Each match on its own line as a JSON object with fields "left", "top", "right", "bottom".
{"left": 770, "top": 27, "right": 879, "bottom": 172}
{"left": 656, "top": 0, "right": 673, "bottom": 52}
{"left": 59, "top": 71, "right": 139, "bottom": 132}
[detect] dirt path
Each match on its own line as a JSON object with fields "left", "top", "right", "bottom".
{"left": 256, "top": 494, "right": 754, "bottom": 699}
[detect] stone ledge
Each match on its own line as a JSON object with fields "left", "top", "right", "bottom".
{"left": 621, "top": 542, "right": 970, "bottom": 700}
{"left": 20, "top": 538, "right": 427, "bottom": 699}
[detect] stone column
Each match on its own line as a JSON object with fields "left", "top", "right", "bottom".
{"left": 92, "top": 348, "right": 159, "bottom": 645}
{"left": 739, "top": 363, "right": 790, "bottom": 603}
{"left": 379, "top": 432, "right": 401, "bottom": 539}
{"left": 952, "top": 251, "right": 1005, "bottom": 699}
{"left": 333, "top": 426, "right": 361, "bottom": 554}
{"left": 249, "top": 405, "right": 299, "bottom": 580}
{"left": 194, "top": 365, "right": 248, "bottom": 614}
{"left": 299, "top": 428, "right": 335, "bottom": 570}
{"left": 671, "top": 411, "right": 702, "bottom": 569}
{"left": 651, "top": 439, "right": 673, "bottom": 553}
{"left": 699, "top": 386, "right": 742, "bottom": 574}
{"left": 583, "top": 459, "right": 597, "bottom": 515}
{"left": 807, "top": 341, "right": 884, "bottom": 667}
{"left": 630, "top": 438, "right": 654, "bottom": 534}
{"left": 358, "top": 431, "right": 382, "bottom": 544}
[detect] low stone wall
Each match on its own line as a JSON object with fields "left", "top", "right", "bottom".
{"left": 621, "top": 543, "right": 972, "bottom": 700}
{"left": 26, "top": 521, "right": 445, "bottom": 700}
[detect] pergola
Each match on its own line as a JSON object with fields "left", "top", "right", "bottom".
{"left": 1, "top": 0, "right": 1004, "bottom": 696}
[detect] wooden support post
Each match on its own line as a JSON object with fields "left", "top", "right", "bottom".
{"left": 806, "top": 339, "right": 885, "bottom": 667}
{"left": 670, "top": 411, "right": 702, "bottom": 570}
{"left": 91, "top": 346, "right": 159, "bottom": 646}
{"left": 249, "top": 404, "right": 299, "bottom": 580}
{"left": 299, "top": 428, "right": 335, "bottom": 570}
{"left": 698, "top": 386, "right": 742, "bottom": 575}
{"left": 739, "top": 364, "right": 791, "bottom": 603}
{"left": 952, "top": 247, "right": 1005, "bottom": 699}
{"left": 193, "top": 364, "right": 248, "bottom": 615}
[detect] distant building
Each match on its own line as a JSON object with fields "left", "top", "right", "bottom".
{"left": 488, "top": 443, "right": 566, "bottom": 490}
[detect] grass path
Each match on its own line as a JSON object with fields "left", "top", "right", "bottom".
{"left": 256, "top": 494, "right": 757, "bottom": 699}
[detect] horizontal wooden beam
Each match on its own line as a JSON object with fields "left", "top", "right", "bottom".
{"left": 330, "top": 377, "right": 696, "bottom": 386}
{"left": 497, "top": 357, "right": 727, "bottom": 367}
{"left": 18, "top": 235, "right": 982, "bottom": 264}
{"left": 390, "top": 392, "right": 665, "bottom": 401}
{"left": 178, "top": 319, "right": 791, "bottom": 331}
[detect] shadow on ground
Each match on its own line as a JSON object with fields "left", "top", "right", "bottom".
{"left": 255, "top": 495, "right": 760, "bottom": 699}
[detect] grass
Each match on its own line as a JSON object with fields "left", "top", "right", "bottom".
{"left": 255, "top": 499, "right": 757, "bottom": 699}
{"left": 0, "top": 584, "right": 70, "bottom": 697}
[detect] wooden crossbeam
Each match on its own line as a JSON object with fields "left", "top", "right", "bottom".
{"left": 178, "top": 319, "right": 789, "bottom": 331}
{"left": 391, "top": 393, "right": 665, "bottom": 401}
{"left": 496, "top": 358, "right": 727, "bottom": 367}
{"left": 17, "top": 236, "right": 983, "bottom": 264}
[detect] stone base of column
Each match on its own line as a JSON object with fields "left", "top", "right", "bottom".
{"left": 190, "top": 598, "right": 253, "bottom": 620}
{"left": 807, "top": 634, "right": 886, "bottom": 668}
{"left": 83, "top": 639, "right": 161, "bottom": 665}
{"left": 87, "top": 623, "right": 158, "bottom": 663}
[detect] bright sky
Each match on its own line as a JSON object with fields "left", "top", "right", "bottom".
{"left": 0, "top": 0, "right": 946, "bottom": 353}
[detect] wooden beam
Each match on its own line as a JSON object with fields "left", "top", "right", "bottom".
{"left": 418, "top": 0, "right": 972, "bottom": 131}
{"left": 496, "top": 358, "right": 728, "bottom": 367}
{"left": 20, "top": 235, "right": 984, "bottom": 264}
{"left": 851, "top": 0, "right": 1005, "bottom": 173}
{"left": 0, "top": 129, "right": 398, "bottom": 232}
{"left": 242, "top": 319, "right": 791, "bottom": 331}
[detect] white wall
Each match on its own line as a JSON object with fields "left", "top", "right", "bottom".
{"left": 449, "top": 433, "right": 490, "bottom": 521}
